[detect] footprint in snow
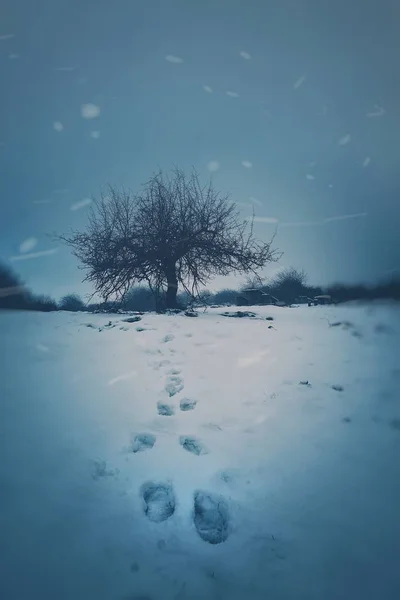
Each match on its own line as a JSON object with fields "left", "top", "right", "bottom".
{"left": 91, "top": 459, "right": 119, "bottom": 480}
{"left": 219, "top": 469, "right": 237, "bottom": 484}
{"left": 180, "top": 397, "right": 197, "bottom": 411}
{"left": 202, "top": 422, "right": 222, "bottom": 431}
{"left": 152, "top": 359, "right": 171, "bottom": 370}
{"left": 157, "top": 402, "right": 175, "bottom": 416}
{"left": 162, "top": 333, "right": 175, "bottom": 343}
{"left": 179, "top": 436, "right": 209, "bottom": 455}
{"left": 167, "top": 367, "right": 181, "bottom": 376}
{"left": 165, "top": 375, "right": 184, "bottom": 397}
{"left": 157, "top": 539, "right": 166, "bottom": 551}
{"left": 131, "top": 433, "right": 156, "bottom": 453}
{"left": 145, "top": 348, "right": 162, "bottom": 356}
{"left": 332, "top": 384, "right": 344, "bottom": 392}
{"left": 193, "top": 490, "right": 230, "bottom": 544}
{"left": 140, "top": 481, "right": 176, "bottom": 522}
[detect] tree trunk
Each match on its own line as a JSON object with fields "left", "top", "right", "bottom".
{"left": 165, "top": 265, "right": 178, "bottom": 309}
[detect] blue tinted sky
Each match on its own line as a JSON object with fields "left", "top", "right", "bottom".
{"left": 1, "top": 0, "right": 399, "bottom": 300}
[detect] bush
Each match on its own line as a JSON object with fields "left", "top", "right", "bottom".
{"left": 59, "top": 294, "right": 85, "bottom": 312}
{"left": 28, "top": 295, "right": 58, "bottom": 312}
{"left": 268, "top": 267, "right": 308, "bottom": 304}
{"left": 123, "top": 286, "right": 157, "bottom": 312}
{"left": 212, "top": 288, "right": 238, "bottom": 306}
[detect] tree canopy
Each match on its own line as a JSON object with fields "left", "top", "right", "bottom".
{"left": 59, "top": 168, "right": 280, "bottom": 310}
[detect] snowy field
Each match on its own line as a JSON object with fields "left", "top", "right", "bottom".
{"left": 1, "top": 303, "right": 400, "bottom": 600}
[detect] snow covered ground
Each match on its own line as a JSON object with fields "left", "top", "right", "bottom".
{"left": 1, "top": 303, "right": 400, "bottom": 600}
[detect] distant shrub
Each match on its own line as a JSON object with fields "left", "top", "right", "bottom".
{"left": 268, "top": 267, "right": 308, "bottom": 304}
{"left": 28, "top": 295, "right": 58, "bottom": 312}
{"left": 59, "top": 294, "right": 86, "bottom": 312}
{"left": 212, "top": 288, "right": 238, "bottom": 306}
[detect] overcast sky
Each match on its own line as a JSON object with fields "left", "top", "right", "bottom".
{"left": 1, "top": 0, "right": 399, "bottom": 300}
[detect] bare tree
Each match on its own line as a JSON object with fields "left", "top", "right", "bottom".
{"left": 241, "top": 274, "right": 265, "bottom": 290}
{"left": 58, "top": 168, "right": 280, "bottom": 310}
{"left": 269, "top": 267, "right": 308, "bottom": 304}
{"left": 272, "top": 267, "right": 307, "bottom": 287}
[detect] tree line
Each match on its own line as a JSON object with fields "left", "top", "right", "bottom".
{"left": 1, "top": 260, "right": 399, "bottom": 314}
{"left": 1, "top": 167, "right": 399, "bottom": 313}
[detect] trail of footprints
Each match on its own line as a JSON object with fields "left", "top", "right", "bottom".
{"left": 130, "top": 335, "right": 230, "bottom": 545}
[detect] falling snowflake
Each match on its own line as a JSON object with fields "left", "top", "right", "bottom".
{"left": 9, "top": 248, "right": 59, "bottom": 262}
{"left": 0, "top": 34, "right": 14, "bottom": 40}
{"left": 338, "top": 134, "right": 351, "bottom": 146}
{"left": 251, "top": 216, "right": 279, "bottom": 224}
{"left": 362, "top": 156, "right": 371, "bottom": 167}
{"left": 165, "top": 55, "right": 183, "bottom": 64}
{"left": 366, "top": 105, "right": 385, "bottom": 118}
{"left": 203, "top": 85, "right": 213, "bottom": 93}
{"left": 226, "top": 91, "right": 239, "bottom": 98}
{"left": 293, "top": 76, "right": 306, "bottom": 90}
{"left": 53, "top": 121, "right": 64, "bottom": 132}
{"left": 19, "top": 237, "right": 38, "bottom": 253}
{"left": 70, "top": 198, "right": 92, "bottom": 211}
{"left": 249, "top": 197, "right": 263, "bottom": 207}
{"left": 81, "top": 103, "right": 100, "bottom": 119}
{"left": 9, "top": 53, "right": 19, "bottom": 60}
{"left": 33, "top": 199, "right": 52, "bottom": 204}
{"left": 108, "top": 371, "right": 137, "bottom": 386}
{"left": 240, "top": 51, "right": 251, "bottom": 60}
{"left": 207, "top": 161, "right": 220, "bottom": 173}
{"left": 280, "top": 221, "right": 321, "bottom": 228}
{"left": 242, "top": 160, "right": 252, "bottom": 169}
{"left": 324, "top": 213, "right": 367, "bottom": 223}
{"left": 306, "top": 174, "right": 315, "bottom": 180}
{"left": 90, "top": 131, "right": 100, "bottom": 139}
{"left": 36, "top": 343, "right": 49, "bottom": 352}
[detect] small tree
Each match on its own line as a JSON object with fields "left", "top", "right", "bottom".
{"left": 270, "top": 267, "right": 308, "bottom": 304}
{"left": 59, "top": 293, "right": 85, "bottom": 312}
{"left": 241, "top": 274, "right": 265, "bottom": 290}
{"left": 58, "top": 168, "right": 280, "bottom": 310}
